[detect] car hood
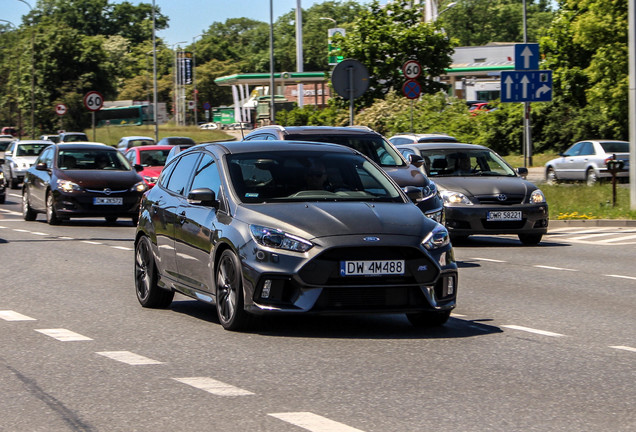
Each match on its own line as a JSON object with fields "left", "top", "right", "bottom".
{"left": 56, "top": 170, "right": 142, "bottom": 188}
{"left": 432, "top": 176, "right": 537, "bottom": 197}
{"left": 381, "top": 166, "right": 431, "bottom": 188}
{"left": 140, "top": 166, "right": 163, "bottom": 177}
{"left": 235, "top": 201, "right": 433, "bottom": 240}
{"left": 11, "top": 156, "right": 37, "bottom": 165}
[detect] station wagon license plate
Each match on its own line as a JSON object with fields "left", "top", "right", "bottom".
{"left": 340, "top": 260, "right": 405, "bottom": 276}
{"left": 487, "top": 210, "right": 522, "bottom": 221}
{"left": 94, "top": 197, "right": 123, "bottom": 205}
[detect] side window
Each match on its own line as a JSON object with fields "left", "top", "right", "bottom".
{"left": 164, "top": 153, "right": 200, "bottom": 196}
{"left": 125, "top": 151, "right": 136, "bottom": 164}
{"left": 564, "top": 142, "right": 583, "bottom": 157}
{"left": 244, "top": 134, "right": 262, "bottom": 141}
{"left": 38, "top": 147, "right": 54, "bottom": 167}
{"left": 6, "top": 142, "right": 15, "bottom": 154}
{"left": 579, "top": 142, "right": 594, "bottom": 156}
{"left": 191, "top": 153, "right": 222, "bottom": 197}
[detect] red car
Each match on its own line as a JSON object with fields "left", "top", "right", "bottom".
{"left": 124, "top": 145, "right": 173, "bottom": 188}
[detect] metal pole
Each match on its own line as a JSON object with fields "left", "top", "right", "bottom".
{"left": 522, "top": 0, "right": 532, "bottom": 167}
{"left": 629, "top": 0, "right": 636, "bottom": 209}
{"left": 193, "top": 35, "right": 204, "bottom": 126}
{"left": 17, "top": 0, "right": 35, "bottom": 138}
{"left": 295, "top": 0, "right": 304, "bottom": 108}
{"left": 269, "top": 0, "right": 276, "bottom": 124}
{"left": 152, "top": 0, "right": 158, "bottom": 142}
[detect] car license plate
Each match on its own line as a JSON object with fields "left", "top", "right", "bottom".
{"left": 340, "top": 260, "right": 405, "bottom": 276}
{"left": 94, "top": 197, "right": 123, "bottom": 205}
{"left": 487, "top": 210, "right": 522, "bottom": 221}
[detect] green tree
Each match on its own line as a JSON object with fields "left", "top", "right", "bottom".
{"left": 334, "top": 0, "right": 454, "bottom": 106}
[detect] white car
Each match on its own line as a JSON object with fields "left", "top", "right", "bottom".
{"left": 3, "top": 140, "right": 52, "bottom": 188}
{"left": 544, "top": 140, "right": 630, "bottom": 185}
{"left": 198, "top": 122, "right": 218, "bottom": 130}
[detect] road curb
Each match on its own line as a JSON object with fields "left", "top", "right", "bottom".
{"left": 550, "top": 219, "right": 636, "bottom": 227}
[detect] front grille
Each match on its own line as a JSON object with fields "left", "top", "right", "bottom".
{"left": 84, "top": 188, "right": 128, "bottom": 194}
{"left": 481, "top": 220, "right": 526, "bottom": 229}
{"left": 298, "top": 246, "right": 439, "bottom": 287}
{"left": 476, "top": 194, "right": 524, "bottom": 205}
{"left": 313, "top": 286, "right": 428, "bottom": 310}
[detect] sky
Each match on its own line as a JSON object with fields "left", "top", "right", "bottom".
{"left": 5, "top": 0, "right": 381, "bottom": 47}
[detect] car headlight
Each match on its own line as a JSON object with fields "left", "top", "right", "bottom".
{"left": 440, "top": 190, "right": 473, "bottom": 205}
{"left": 131, "top": 182, "right": 148, "bottom": 193}
{"left": 422, "top": 224, "right": 450, "bottom": 250}
{"left": 0, "top": 171, "right": 4, "bottom": 180}
{"left": 57, "top": 179, "right": 81, "bottom": 193}
{"left": 529, "top": 189, "right": 546, "bottom": 204}
{"left": 143, "top": 176, "right": 158, "bottom": 184}
{"left": 250, "top": 225, "right": 313, "bottom": 252}
{"left": 421, "top": 181, "right": 438, "bottom": 200}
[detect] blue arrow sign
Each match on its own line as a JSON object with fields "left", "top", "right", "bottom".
{"left": 515, "top": 43, "right": 540, "bottom": 71}
{"left": 501, "top": 70, "right": 553, "bottom": 103}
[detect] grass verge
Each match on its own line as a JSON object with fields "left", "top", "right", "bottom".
{"left": 542, "top": 184, "right": 636, "bottom": 220}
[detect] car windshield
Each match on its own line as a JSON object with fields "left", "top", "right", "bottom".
{"left": 285, "top": 133, "right": 406, "bottom": 167}
{"left": 600, "top": 141, "right": 629, "bottom": 153}
{"left": 226, "top": 151, "right": 403, "bottom": 204}
{"left": 130, "top": 139, "right": 154, "bottom": 147}
{"left": 58, "top": 149, "right": 131, "bottom": 170}
{"left": 16, "top": 143, "right": 49, "bottom": 157}
{"left": 139, "top": 149, "right": 171, "bottom": 166}
{"left": 419, "top": 148, "right": 517, "bottom": 177}
{"left": 63, "top": 134, "right": 88, "bottom": 142}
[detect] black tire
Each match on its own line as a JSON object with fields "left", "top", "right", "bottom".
{"left": 0, "top": 193, "right": 5, "bottom": 204}
{"left": 9, "top": 169, "right": 19, "bottom": 189}
{"left": 406, "top": 310, "right": 451, "bottom": 327}
{"left": 22, "top": 191, "right": 37, "bottom": 221}
{"left": 585, "top": 168, "right": 598, "bottom": 186}
{"left": 131, "top": 213, "right": 139, "bottom": 226}
{"left": 518, "top": 233, "right": 543, "bottom": 245}
{"left": 545, "top": 167, "right": 558, "bottom": 185}
{"left": 46, "top": 191, "right": 61, "bottom": 225}
{"left": 135, "top": 235, "right": 174, "bottom": 308}
{"left": 215, "top": 249, "right": 249, "bottom": 331}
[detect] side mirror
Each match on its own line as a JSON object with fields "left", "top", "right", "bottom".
{"left": 0, "top": 158, "right": 4, "bottom": 164}
{"left": 188, "top": 187, "right": 218, "bottom": 208}
{"left": 403, "top": 185, "right": 423, "bottom": 203}
{"left": 516, "top": 167, "right": 528, "bottom": 179}
{"left": 35, "top": 162, "right": 48, "bottom": 171}
{"left": 134, "top": 164, "right": 144, "bottom": 172}
{"left": 408, "top": 154, "right": 424, "bottom": 168}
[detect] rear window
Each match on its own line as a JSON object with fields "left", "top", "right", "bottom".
{"left": 600, "top": 141, "right": 629, "bottom": 153}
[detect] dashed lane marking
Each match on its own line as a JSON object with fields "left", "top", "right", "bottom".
{"left": 35, "top": 328, "right": 93, "bottom": 342}
{"left": 81, "top": 240, "right": 102, "bottom": 245}
{"left": 173, "top": 377, "right": 254, "bottom": 396}
{"left": 97, "top": 351, "right": 163, "bottom": 365}
{"left": 269, "top": 412, "right": 366, "bottom": 432}
{"left": 606, "top": 274, "right": 636, "bottom": 281}
{"left": 610, "top": 346, "right": 636, "bottom": 353}
{"left": 111, "top": 246, "right": 133, "bottom": 251}
{"left": 471, "top": 257, "right": 507, "bottom": 263}
{"left": 502, "top": 325, "right": 565, "bottom": 337}
{"left": 534, "top": 265, "right": 577, "bottom": 272}
{"left": 0, "top": 310, "right": 36, "bottom": 321}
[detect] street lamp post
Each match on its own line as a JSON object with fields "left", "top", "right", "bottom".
{"left": 151, "top": 0, "right": 158, "bottom": 142}
{"left": 16, "top": 0, "right": 35, "bottom": 138}
{"left": 192, "top": 34, "right": 204, "bottom": 126}
{"left": 269, "top": 0, "right": 275, "bottom": 124}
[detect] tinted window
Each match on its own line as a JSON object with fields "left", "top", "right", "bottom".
{"left": 191, "top": 153, "right": 222, "bottom": 197}
{"left": 57, "top": 149, "right": 131, "bottom": 171}
{"left": 600, "top": 141, "right": 629, "bottom": 153}
{"left": 419, "top": 148, "right": 516, "bottom": 177}
{"left": 16, "top": 143, "right": 49, "bottom": 156}
{"left": 564, "top": 142, "right": 583, "bottom": 157}
{"left": 579, "top": 142, "right": 594, "bottom": 156}
{"left": 164, "top": 152, "right": 200, "bottom": 195}
{"left": 38, "top": 147, "right": 54, "bottom": 167}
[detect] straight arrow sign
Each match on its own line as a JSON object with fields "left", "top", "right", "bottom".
{"left": 520, "top": 46, "right": 534, "bottom": 69}
{"left": 514, "top": 43, "right": 539, "bottom": 70}
{"left": 500, "top": 70, "right": 553, "bottom": 103}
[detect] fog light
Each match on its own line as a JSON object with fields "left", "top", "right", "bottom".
{"left": 446, "top": 276, "right": 455, "bottom": 295}
{"left": 262, "top": 280, "right": 272, "bottom": 299}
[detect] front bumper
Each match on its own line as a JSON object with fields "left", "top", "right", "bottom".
{"left": 239, "top": 236, "right": 458, "bottom": 315}
{"left": 445, "top": 203, "right": 549, "bottom": 236}
{"left": 52, "top": 190, "right": 143, "bottom": 218}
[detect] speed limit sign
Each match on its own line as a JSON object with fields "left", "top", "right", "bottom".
{"left": 83, "top": 91, "right": 104, "bottom": 111}
{"left": 402, "top": 60, "right": 422, "bottom": 80}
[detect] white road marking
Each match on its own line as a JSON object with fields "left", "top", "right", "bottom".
{"left": 0, "top": 225, "right": 6, "bottom": 229}
{"left": 502, "top": 325, "right": 565, "bottom": 337}
{"left": 81, "top": 240, "right": 102, "bottom": 245}
{"left": 534, "top": 265, "right": 577, "bottom": 272}
{"left": 569, "top": 232, "right": 620, "bottom": 240}
{"left": 451, "top": 313, "right": 466, "bottom": 317}
{"left": 12, "top": 229, "right": 29, "bottom": 233}
{"left": 58, "top": 236, "right": 74, "bottom": 240}
{"left": 606, "top": 274, "right": 636, "bottom": 281}
{"left": 0, "top": 209, "right": 22, "bottom": 216}
{"left": 0, "top": 310, "right": 36, "bottom": 321}
{"left": 471, "top": 257, "right": 507, "bottom": 263}
{"left": 610, "top": 346, "right": 636, "bottom": 353}
{"left": 269, "top": 412, "right": 366, "bottom": 432}
{"left": 31, "top": 231, "right": 49, "bottom": 236}
{"left": 111, "top": 246, "right": 133, "bottom": 251}
{"left": 173, "top": 377, "right": 254, "bottom": 396}
{"left": 598, "top": 233, "right": 636, "bottom": 243}
{"left": 97, "top": 351, "right": 163, "bottom": 365}
{"left": 35, "top": 328, "right": 93, "bottom": 341}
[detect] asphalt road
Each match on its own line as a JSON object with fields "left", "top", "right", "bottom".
{"left": 0, "top": 192, "right": 634, "bottom": 432}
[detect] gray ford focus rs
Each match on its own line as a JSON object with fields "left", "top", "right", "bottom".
{"left": 134, "top": 140, "right": 458, "bottom": 331}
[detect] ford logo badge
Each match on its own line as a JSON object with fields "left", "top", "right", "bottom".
{"left": 363, "top": 236, "right": 380, "bottom": 242}
{"left": 496, "top": 194, "right": 507, "bottom": 201}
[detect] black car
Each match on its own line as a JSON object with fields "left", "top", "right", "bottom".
{"left": 156, "top": 136, "right": 197, "bottom": 146}
{"left": 242, "top": 126, "right": 445, "bottom": 223}
{"left": 395, "top": 142, "right": 548, "bottom": 245}
{"left": 0, "top": 158, "right": 6, "bottom": 204}
{"left": 22, "top": 143, "right": 147, "bottom": 225}
{"left": 134, "top": 140, "right": 458, "bottom": 331}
